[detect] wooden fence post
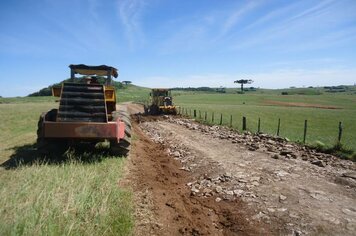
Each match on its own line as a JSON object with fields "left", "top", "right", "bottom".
{"left": 189, "top": 109, "right": 191, "bottom": 116}
{"left": 303, "top": 120, "right": 307, "bottom": 143}
{"left": 219, "top": 113, "right": 223, "bottom": 125}
{"left": 212, "top": 112, "right": 215, "bottom": 123}
{"left": 277, "top": 118, "right": 280, "bottom": 136}
{"left": 258, "top": 118, "right": 261, "bottom": 133}
{"left": 338, "top": 121, "right": 343, "bottom": 143}
{"left": 230, "top": 115, "right": 232, "bottom": 127}
{"left": 242, "top": 116, "right": 247, "bottom": 131}
{"left": 205, "top": 111, "right": 207, "bottom": 121}
{"left": 199, "top": 110, "right": 201, "bottom": 119}
{"left": 194, "top": 110, "right": 196, "bottom": 118}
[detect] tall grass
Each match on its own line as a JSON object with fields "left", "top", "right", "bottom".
{"left": 0, "top": 100, "right": 134, "bottom": 235}
{"left": 0, "top": 157, "right": 133, "bottom": 235}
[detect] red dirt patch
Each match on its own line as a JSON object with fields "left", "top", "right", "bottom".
{"left": 263, "top": 100, "right": 341, "bottom": 109}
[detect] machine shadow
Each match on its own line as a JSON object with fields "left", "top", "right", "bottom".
{"left": 1, "top": 142, "right": 117, "bottom": 170}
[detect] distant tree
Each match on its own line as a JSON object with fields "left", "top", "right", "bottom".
{"left": 234, "top": 79, "right": 253, "bottom": 92}
{"left": 122, "top": 81, "right": 132, "bottom": 85}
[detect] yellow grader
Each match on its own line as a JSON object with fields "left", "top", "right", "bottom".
{"left": 145, "top": 88, "right": 178, "bottom": 115}
{"left": 37, "top": 64, "right": 131, "bottom": 155}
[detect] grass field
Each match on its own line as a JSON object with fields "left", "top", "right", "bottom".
{"left": 0, "top": 98, "right": 133, "bottom": 235}
{"left": 0, "top": 85, "right": 355, "bottom": 234}
{"left": 174, "top": 91, "right": 356, "bottom": 153}
{"left": 117, "top": 84, "right": 151, "bottom": 103}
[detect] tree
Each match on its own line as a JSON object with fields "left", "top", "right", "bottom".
{"left": 122, "top": 81, "right": 132, "bottom": 85}
{"left": 234, "top": 79, "right": 253, "bottom": 92}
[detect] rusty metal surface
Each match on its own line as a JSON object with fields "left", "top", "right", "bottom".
{"left": 43, "top": 120, "right": 125, "bottom": 140}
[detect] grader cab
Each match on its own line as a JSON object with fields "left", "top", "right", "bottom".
{"left": 37, "top": 64, "right": 131, "bottom": 155}
{"left": 145, "top": 88, "right": 177, "bottom": 115}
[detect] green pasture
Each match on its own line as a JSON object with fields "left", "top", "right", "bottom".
{"left": 174, "top": 93, "right": 356, "bottom": 151}
{"left": 117, "top": 84, "right": 150, "bottom": 103}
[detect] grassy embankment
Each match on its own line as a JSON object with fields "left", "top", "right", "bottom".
{"left": 0, "top": 97, "right": 133, "bottom": 235}
{"left": 174, "top": 89, "right": 356, "bottom": 156}
{"left": 116, "top": 84, "right": 151, "bottom": 103}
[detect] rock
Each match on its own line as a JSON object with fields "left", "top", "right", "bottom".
{"left": 310, "top": 191, "right": 330, "bottom": 201}
{"left": 248, "top": 145, "right": 259, "bottom": 151}
{"left": 275, "top": 170, "right": 289, "bottom": 177}
{"left": 279, "top": 194, "right": 287, "bottom": 201}
{"left": 179, "top": 167, "right": 191, "bottom": 171}
{"left": 277, "top": 208, "right": 288, "bottom": 212}
{"left": 238, "top": 178, "right": 248, "bottom": 183}
{"left": 267, "top": 208, "right": 275, "bottom": 213}
{"left": 342, "top": 208, "right": 356, "bottom": 217}
{"left": 252, "top": 212, "right": 269, "bottom": 220}
{"left": 224, "top": 172, "right": 232, "bottom": 178}
{"left": 250, "top": 176, "right": 261, "bottom": 182}
{"left": 233, "top": 189, "right": 244, "bottom": 196}
{"left": 226, "top": 190, "right": 234, "bottom": 196}
{"left": 191, "top": 187, "right": 200, "bottom": 193}
{"left": 311, "top": 160, "right": 326, "bottom": 167}
{"left": 342, "top": 172, "right": 356, "bottom": 180}
{"left": 280, "top": 149, "right": 293, "bottom": 156}
{"left": 173, "top": 151, "right": 181, "bottom": 157}
{"left": 215, "top": 186, "right": 223, "bottom": 193}
{"left": 215, "top": 197, "right": 222, "bottom": 202}
{"left": 290, "top": 153, "right": 297, "bottom": 159}
{"left": 289, "top": 213, "right": 299, "bottom": 218}
{"left": 271, "top": 154, "right": 280, "bottom": 159}
{"left": 267, "top": 140, "right": 276, "bottom": 145}
{"left": 202, "top": 188, "right": 212, "bottom": 194}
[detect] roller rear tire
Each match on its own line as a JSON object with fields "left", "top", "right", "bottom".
{"left": 110, "top": 110, "right": 131, "bottom": 156}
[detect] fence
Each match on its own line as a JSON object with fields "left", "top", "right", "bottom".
{"left": 177, "top": 107, "right": 344, "bottom": 146}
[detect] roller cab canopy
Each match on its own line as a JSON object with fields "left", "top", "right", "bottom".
{"left": 69, "top": 64, "right": 118, "bottom": 78}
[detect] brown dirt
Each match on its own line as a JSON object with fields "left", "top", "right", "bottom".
{"left": 263, "top": 100, "right": 341, "bottom": 109}
{"left": 139, "top": 118, "right": 356, "bottom": 235}
{"left": 121, "top": 104, "right": 355, "bottom": 235}
{"left": 122, "top": 121, "right": 272, "bottom": 236}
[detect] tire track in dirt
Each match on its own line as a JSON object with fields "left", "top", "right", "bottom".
{"left": 123, "top": 120, "right": 271, "bottom": 236}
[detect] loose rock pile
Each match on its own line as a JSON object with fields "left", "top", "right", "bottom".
{"left": 139, "top": 117, "right": 356, "bottom": 235}
{"left": 169, "top": 118, "right": 355, "bottom": 171}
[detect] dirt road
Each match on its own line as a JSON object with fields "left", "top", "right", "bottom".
{"left": 123, "top": 104, "right": 356, "bottom": 235}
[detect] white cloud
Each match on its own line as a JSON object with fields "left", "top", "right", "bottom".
{"left": 231, "top": 0, "right": 355, "bottom": 51}
{"left": 221, "top": 1, "right": 261, "bottom": 36}
{"left": 117, "top": 0, "right": 146, "bottom": 49}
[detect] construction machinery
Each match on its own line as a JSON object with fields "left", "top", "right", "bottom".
{"left": 37, "top": 64, "right": 131, "bottom": 155}
{"left": 145, "top": 88, "right": 178, "bottom": 115}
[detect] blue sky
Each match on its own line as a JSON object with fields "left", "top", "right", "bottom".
{"left": 0, "top": 0, "right": 356, "bottom": 97}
